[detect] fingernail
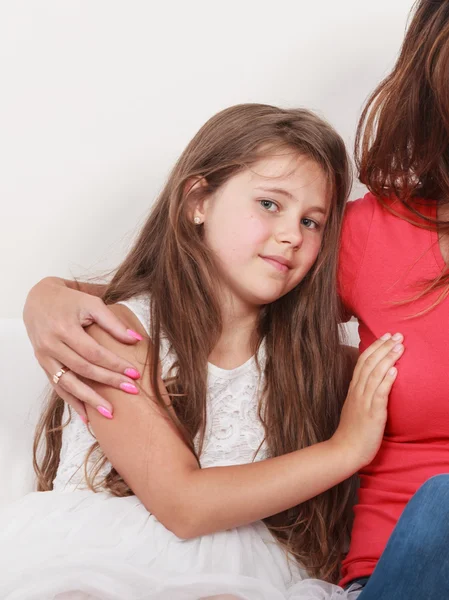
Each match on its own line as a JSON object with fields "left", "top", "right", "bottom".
{"left": 80, "top": 415, "right": 88, "bottom": 425}
{"left": 393, "top": 343, "right": 404, "bottom": 353}
{"left": 97, "top": 406, "right": 113, "bottom": 419}
{"left": 124, "top": 368, "right": 141, "bottom": 380}
{"left": 120, "top": 382, "right": 139, "bottom": 395}
{"left": 392, "top": 333, "right": 403, "bottom": 341}
{"left": 127, "top": 329, "right": 143, "bottom": 341}
{"left": 380, "top": 333, "right": 391, "bottom": 340}
{"left": 388, "top": 367, "right": 397, "bottom": 376}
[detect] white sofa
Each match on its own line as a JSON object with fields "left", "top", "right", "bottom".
{"left": 0, "top": 317, "right": 360, "bottom": 511}
{"left": 0, "top": 319, "right": 47, "bottom": 510}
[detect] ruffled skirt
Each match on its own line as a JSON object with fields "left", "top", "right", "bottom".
{"left": 0, "top": 491, "right": 351, "bottom": 600}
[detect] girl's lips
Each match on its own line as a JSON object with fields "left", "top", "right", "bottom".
{"left": 260, "top": 256, "right": 290, "bottom": 273}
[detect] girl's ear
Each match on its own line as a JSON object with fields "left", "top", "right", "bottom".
{"left": 184, "top": 177, "right": 209, "bottom": 225}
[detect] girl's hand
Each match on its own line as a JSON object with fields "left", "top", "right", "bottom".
{"left": 23, "top": 277, "right": 144, "bottom": 420}
{"left": 331, "top": 333, "right": 404, "bottom": 470}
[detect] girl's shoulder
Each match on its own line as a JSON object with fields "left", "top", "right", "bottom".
{"left": 115, "top": 295, "right": 175, "bottom": 380}
{"left": 116, "top": 294, "right": 151, "bottom": 335}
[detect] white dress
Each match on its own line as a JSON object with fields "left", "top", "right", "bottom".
{"left": 0, "top": 296, "right": 352, "bottom": 600}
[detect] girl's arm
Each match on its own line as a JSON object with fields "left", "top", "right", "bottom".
{"left": 85, "top": 304, "right": 403, "bottom": 539}
{"left": 23, "top": 277, "right": 142, "bottom": 419}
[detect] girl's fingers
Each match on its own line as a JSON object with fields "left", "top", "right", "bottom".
{"left": 351, "top": 333, "right": 392, "bottom": 383}
{"left": 45, "top": 359, "right": 114, "bottom": 417}
{"left": 355, "top": 335, "right": 404, "bottom": 392}
{"left": 371, "top": 366, "right": 398, "bottom": 412}
{"left": 89, "top": 301, "right": 143, "bottom": 345}
{"left": 47, "top": 342, "right": 141, "bottom": 393}
{"left": 363, "top": 346, "right": 404, "bottom": 404}
{"left": 59, "top": 328, "right": 141, "bottom": 380}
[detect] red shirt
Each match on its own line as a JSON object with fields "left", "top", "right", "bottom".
{"left": 338, "top": 193, "right": 449, "bottom": 587}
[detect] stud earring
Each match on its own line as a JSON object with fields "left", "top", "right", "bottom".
{"left": 193, "top": 216, "right": 202, "bottom": 225}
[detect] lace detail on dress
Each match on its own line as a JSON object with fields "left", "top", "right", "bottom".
{"left": 53, "top": 296, "right": 269, "bottom": 491}
{"left": 53, "top": 407, "right": 109, "bottom": 492}
{"left": 199, "top": 361, "right": 268, "bottom": 467}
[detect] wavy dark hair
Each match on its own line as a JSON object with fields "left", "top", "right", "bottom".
{"left": 34, "top": 103, "right": 354, "bottom": 582}
{"left": 356, "top": 0, "right": 449, "bottom": 300}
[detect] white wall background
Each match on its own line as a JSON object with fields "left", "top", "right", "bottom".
{"left": 0, "top": 0, "right": 416, "bottom": 318}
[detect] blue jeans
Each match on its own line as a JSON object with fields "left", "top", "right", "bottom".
{"left": 354, "top": 474, "right": 449, "bottom": 599}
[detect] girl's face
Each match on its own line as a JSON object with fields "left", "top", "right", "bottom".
{"left": 198, "top": 152, "right": 331, "bottom": 313}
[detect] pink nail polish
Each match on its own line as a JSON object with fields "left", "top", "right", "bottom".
{"left": 127, "top": 329, "right": 143, "bottom": 341}
{"left": 120, "top": 382, "right": 139, "bottom": 395}
{"left": 124, "top": 368, "right": 141, "bottom": 380}
{"left": 80, "top": 415, "right": 88, "bottom": 425}
{"left": 97, "top": 406, "right": 113, "bottom": 419}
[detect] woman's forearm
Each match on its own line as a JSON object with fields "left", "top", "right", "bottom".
{"left": 36, "top": 276, "right": 106, "bottom": 296}
{"left": 62, "top": 278, "right": 106, "bottom": 296}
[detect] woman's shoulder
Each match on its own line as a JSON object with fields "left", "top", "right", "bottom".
{"left": 343, "top": 191, "right": 435, "bottom": 232}
{"left": 343, "top": 192, "right": 378, "bottom": 225}
{"left": 340, "top": 192, "right": 381, "bottom": 262}
{"left": 340, "top": 193, "right": 377, "bottom": 255}
{"left": 338, "top": 193, "right": 378, "bottom": 318}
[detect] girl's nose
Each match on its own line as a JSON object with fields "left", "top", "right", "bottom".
{"left": 275, "top": 224, "right": 303, "bottom": 249}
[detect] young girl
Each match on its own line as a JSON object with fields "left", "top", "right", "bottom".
{"left": 0, "top": 103, "right": 402, "bottom": 599}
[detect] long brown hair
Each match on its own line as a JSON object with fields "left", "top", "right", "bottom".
{"left": 356, "top": 0, "right": 449, "bottom": 292}
{"left": 34, "top": 104, "right": 354, "bottom": 582}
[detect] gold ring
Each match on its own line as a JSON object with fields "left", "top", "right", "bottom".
{"left": 53, "top": 366, "right": 70, "bottom": 385}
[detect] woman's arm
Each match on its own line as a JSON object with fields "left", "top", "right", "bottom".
{"left": 85, "top": 305, "right": 403, "bottom": 539}
{"left": 23, "top": 277, "right": 143, "bottom": 419}
{"left": 62, "top": 277, "right": 106, "bottom": 296}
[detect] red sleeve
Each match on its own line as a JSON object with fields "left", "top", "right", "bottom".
{"left": 338, "top": 193, "right": 376, "bottom": 321}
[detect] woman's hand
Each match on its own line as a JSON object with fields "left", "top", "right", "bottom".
{"left": 331, "top": 333, "right": 404, "bottom": 470}
{"left": 23, "top": 277, "right": 144, "bottom": 420}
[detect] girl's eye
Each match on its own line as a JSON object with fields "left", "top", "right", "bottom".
{"left": 260, "top": 199, "right": 278, "bottom": 212}
{"left": 301, "top": 218, "right": 319, "bottom": 229}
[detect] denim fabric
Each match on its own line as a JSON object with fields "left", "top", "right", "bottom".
{"left": 356, "top": 474, "right": 449, "bottom": 599}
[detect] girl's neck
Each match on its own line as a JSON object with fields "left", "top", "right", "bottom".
{"left": 208, "top": 296, "right": 260, "bottom": 370}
